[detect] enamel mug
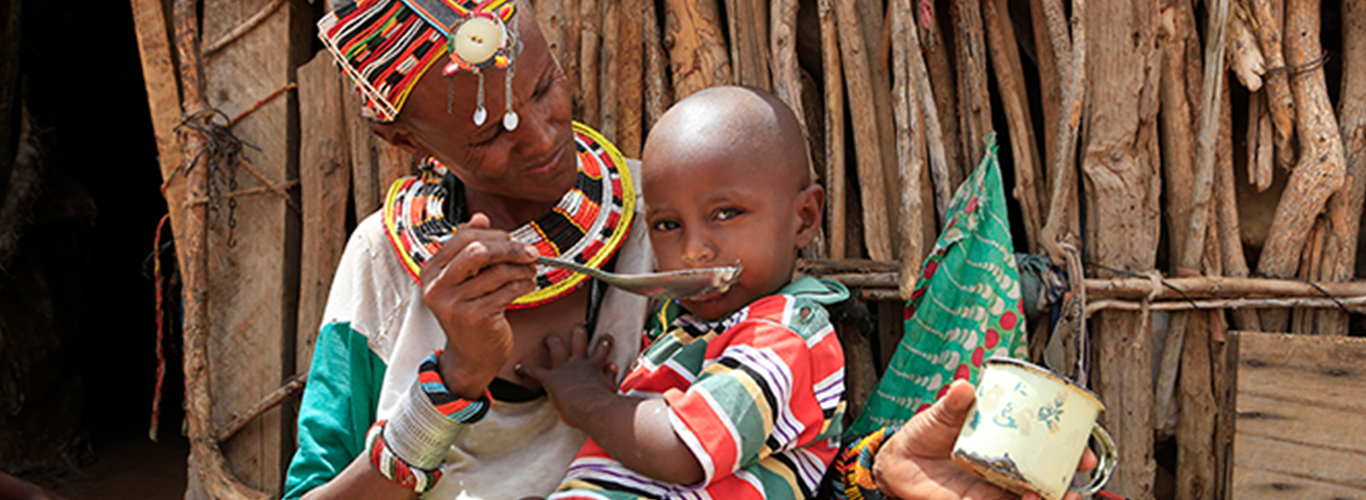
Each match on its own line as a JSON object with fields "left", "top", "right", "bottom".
{"left": 952, "top": 357, "right": 1118, "bottom": 500}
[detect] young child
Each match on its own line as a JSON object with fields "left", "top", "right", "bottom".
{"left": 517, "top": 86, "right": 849, "bottom": 499}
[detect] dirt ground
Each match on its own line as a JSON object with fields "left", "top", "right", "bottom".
{"left": 22, "top": 431, "right": 188, "bottom": 500}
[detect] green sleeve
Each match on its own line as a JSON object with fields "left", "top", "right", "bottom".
{"left": 283, "top": 322, "right": 387, "bottom": 500}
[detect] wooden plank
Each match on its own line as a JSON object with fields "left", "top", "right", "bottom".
{"left": 1231, "top": 332, "right": 1366, "bottom": 499}
{"left": 1233, "top": 434, "right": 1366, "bottom": 497}
{"left": 200, "top": 0, "right": 303, "bottom": 493}
{"left": 296, "top": 54, "right": 352, "bottom": 374}
{"left": 1232, "top": 467, "right": 1366, "bottom": 500}
{"left": 1235, "top": 332, "right": 1366, "bottom": 412}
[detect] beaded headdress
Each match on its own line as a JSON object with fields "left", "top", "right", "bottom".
{"left": 318, "top": 0, "right": 522, "bottom": 128}
{"left": 382, "top": 123, "right": 636, "bottom": 309}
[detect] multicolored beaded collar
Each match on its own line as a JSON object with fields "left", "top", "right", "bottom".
{"left": 382, "top": 122, "right": 634, "bottom": 309}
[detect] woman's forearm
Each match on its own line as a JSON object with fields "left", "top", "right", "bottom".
{"left": 300, "top": 455, "right": 419, "bottom": 500}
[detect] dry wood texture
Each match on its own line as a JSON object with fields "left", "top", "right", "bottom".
{"left": 662, "top": 0, "right": 731, "bottom": 99}
{"left": 130, "top": 0, "right": 1366, "bottom": 497}
{"left": 199, "top": 0, "right": 303, "bottom": 493}
{"left": 918, "top": 3, "right": 963, "bottom": 189}
{"left": 950, "top": 0, "right": 991, "bottom": 170}
{"left": 296, "top": 54, "right": 351, "bottom": 373}
{"left": 819, "top": 0, "right": 847, "bottom": 259}
{"left": 1257, "top": 0, "right": 1347, "bottom": 332}
{"left": 724, "top": 0, "right": 769, "bottom": 90}
{"left": 1083, "top": 1, "right": 1161, "bottom": 498}
{"left": 1231, "top": 332, "right": 1366, "bottom": 499}
{"left": 835, "top": 0, "right": 891, "bottom": 261}
{"left": 131, "top": 0, "right": 186, "bottom": 267}
{"left": 983, "top": 0, "right": 1041, "bottom": 253}
{"left": 613, "top": 0, "right": 644, "bottom": 158}
{"left": 890, "top": 0, "right": 925, "bottom": 298}
{"left": 1317, "top": 0, "right": 1366, "bottom": 336}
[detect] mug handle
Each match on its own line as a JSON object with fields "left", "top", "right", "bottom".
{"left": 1075, "top": 423, "right": 1118, "bottom": 496}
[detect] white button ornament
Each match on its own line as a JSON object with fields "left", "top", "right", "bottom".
{"left": 452, "top": 17, "right": 503, "bottom": 67}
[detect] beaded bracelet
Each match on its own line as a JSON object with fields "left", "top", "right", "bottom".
{"left": 366, "top": 420, "right": 443, "bottom": 494}
{"left": 419, "top": 350, "right": 493, "bottom": 423}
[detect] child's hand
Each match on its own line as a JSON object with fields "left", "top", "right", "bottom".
{"left": 516, "top": 325, "right": 620, "bottom": 428}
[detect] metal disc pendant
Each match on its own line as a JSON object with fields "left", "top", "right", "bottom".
{"left": 502, "top": 111, "right": 519, "bottom": 131}
{"left": 473, "top": 106, "right": 488, "bottom": 126}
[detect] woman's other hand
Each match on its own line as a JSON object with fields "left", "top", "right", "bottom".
{"left": 872, "top": 380, "right": 1099, "bottom": 500}
{"left": 420, "top": 212, "right": 539, "bottom": 399}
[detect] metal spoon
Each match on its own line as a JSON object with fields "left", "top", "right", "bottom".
{"left": 432, "top": 233, "right": 741, "bottom": 298}
{"left": 535, "top": 256, "right": 743, "bottom": 299}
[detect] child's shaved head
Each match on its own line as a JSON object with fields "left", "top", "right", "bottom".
{"left": 640, "top": 86, "right": 824, "bottom": 320}
{"left": 643, "top": 86, "right": 811, "bottom": 192}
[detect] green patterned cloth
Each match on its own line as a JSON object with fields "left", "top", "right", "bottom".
{"left": 845, "top": 134, "right": 1029, "bottom": 437}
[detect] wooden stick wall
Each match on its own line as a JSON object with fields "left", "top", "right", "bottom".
{"left": 132, "top": 0, "right": 1366, "bottom": 498}
{"left": 527, "top": 1, "right": 1365, "bottom": 499}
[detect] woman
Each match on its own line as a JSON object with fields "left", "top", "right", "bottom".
{"left": 286, "top": 1, "right": 650, "bottom": 498}
{"left": 286, "top": 1, "right": 1078, "bottom": 498}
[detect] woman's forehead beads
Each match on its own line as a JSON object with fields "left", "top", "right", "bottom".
{"left": 427, "top": 0, "right": 522, "bottom": 130}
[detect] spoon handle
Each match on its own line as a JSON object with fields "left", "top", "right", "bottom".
{"left": 534, "top": 256, "right": 617, "bottom": 283}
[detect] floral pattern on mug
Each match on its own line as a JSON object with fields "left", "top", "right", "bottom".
{"left": 1037, "top": 398, "right": 1064, "bottom": 432}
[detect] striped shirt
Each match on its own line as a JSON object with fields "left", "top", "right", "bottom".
{"left": 551, "top": 277, "right": 850, "bottom": 500}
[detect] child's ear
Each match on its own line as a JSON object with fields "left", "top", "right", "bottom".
{"left": 369, "top": 120, "right": 431, "bottom": 159}
{"left": 794, "top": 184, "right": 825, "bottom": 249}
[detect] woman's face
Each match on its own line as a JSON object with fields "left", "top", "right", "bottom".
{"left": 380, "top": 12, "right": 577, "bottom": 205}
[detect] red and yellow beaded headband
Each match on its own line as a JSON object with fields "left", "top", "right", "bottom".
{"left": 318, "top": 0, "right": 522, "bottom": 129}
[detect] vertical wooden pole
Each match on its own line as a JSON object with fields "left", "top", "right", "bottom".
{"left": 949, "top": 0, "right": 991, "bottom": 170}
{"left": 1083, "top": 1, "right": 1159, "bottom": 498}
{"left": 662, "top": 0, "right": 732, "bottom": 100}
{"left": 836, "top": 0, "right": 892, "bottom": 261}
{"left": 983, "top": 0, "right": 1042, "bottom": 253}
{"left": 1038, "top": 0, "right": 1085, "bottom": 266}
{"left": 820, "top": 0, "right": 847, "bottom": 259}
{"left": 1249, "top": 0, "right": 1297, "bottom": 170}
{"left": 891, "top": 0, "right": 925, "bottom": 298}
{"left": 918, "top": 2, "right": 963, "bottom": 188}
{"left": 579, "top": 0, "right": 601, "bottom": 128}
{"left": 200, "top": 0, "right": 305, "bottom": 492}
{"left": 1257, "top": 0, "right": 1347, "bottom": 332}
{"left": 724, "top": 0, "right": 770, "bottom": 90}
{"left": 613, "top": 0, "right": 644, "bottom": 158}
{"left": 1317, "top": 0, "right": 1366, "bottom": 337}
{"left": 598, "top": 0, "right": 618, "bottom": 142}
{"left": 173, "top": 0, "right": 272, "bottom": 496}
{"left": 642, "top": 0, "right": 672, "bottom": 132}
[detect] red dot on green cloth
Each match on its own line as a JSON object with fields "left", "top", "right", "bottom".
{"left": 970, "top": 347, "right": 984, "bottom": 368}
{"left": 956, "top": 363, "right": 972, "bottom": 380}
{"left": 985, "top": 329, "right": 999, "bottom": 349}
{"left": 923, "top": 260, "right": 939, "bottom": 280}
{"left": 1000, "top": 310, "right": 1018, "bottom": 331}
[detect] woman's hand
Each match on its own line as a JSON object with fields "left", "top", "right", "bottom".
{"left": 420, "top": 212, "right": 539, "bottom": 399}
{"left": 872, "top": 380, "right": 1098, "bottom": 500}
{"left": 516, "top": 325, "right": 619, "bottom": 428}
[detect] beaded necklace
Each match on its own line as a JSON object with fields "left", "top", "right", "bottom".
{"left": 382, "top": 122, "right": 634, "bottom": 309}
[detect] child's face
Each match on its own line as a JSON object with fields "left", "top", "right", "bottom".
{"left": 642, "top": 148, "right": 821, "bottom": 321}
